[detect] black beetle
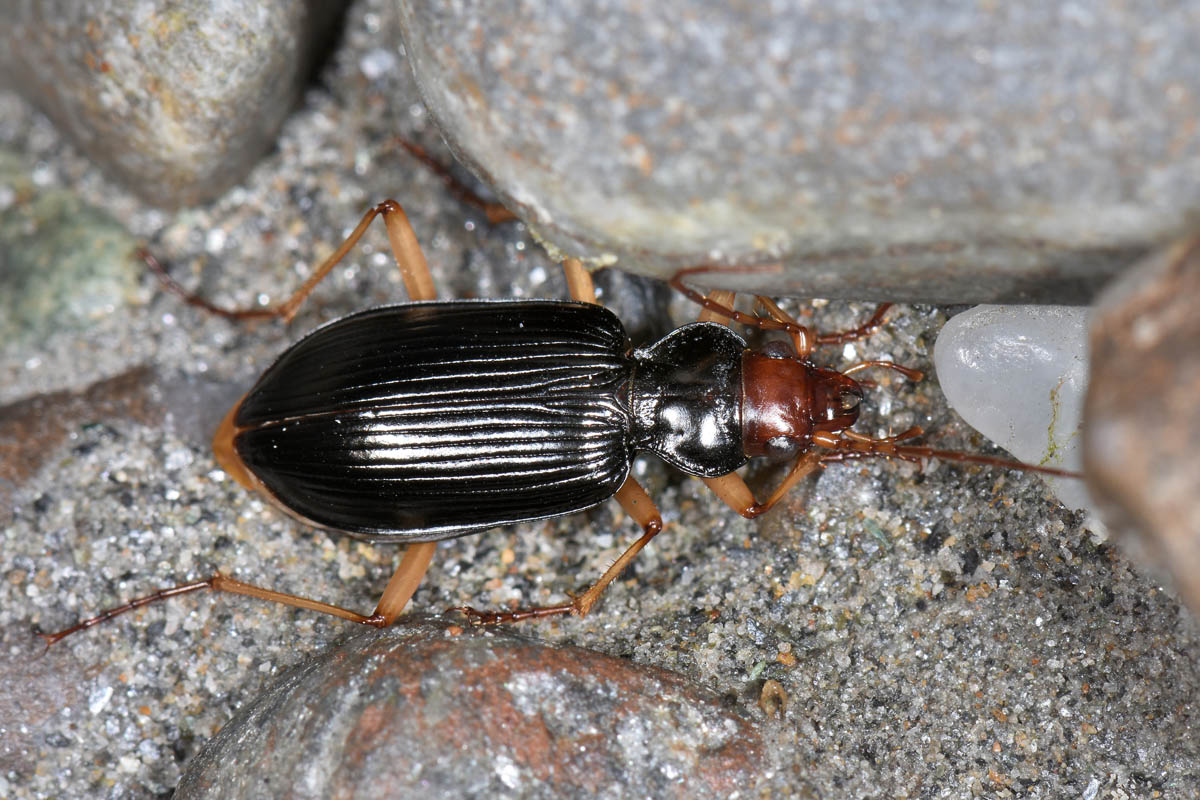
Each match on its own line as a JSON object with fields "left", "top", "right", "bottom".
{"left": 41, "top": 199, "right": 1079, "bottom": 643}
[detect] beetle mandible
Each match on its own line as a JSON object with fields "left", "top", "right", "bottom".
{"left": 40, "top": 197, "right": 1080, "bottom": 643}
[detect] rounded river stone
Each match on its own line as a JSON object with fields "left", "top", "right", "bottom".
{"left": 398, "top": 0, "right": 1200, "bottom": 302}
{"left": 176, "top": 619, "right": 767, "bottom": 799}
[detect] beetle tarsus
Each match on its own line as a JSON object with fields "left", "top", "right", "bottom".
{"left": 393, "top": 138, "right": 517, "bottom": 224}
{"left": 449, "top": 603, "right": 576, "bottom": 625}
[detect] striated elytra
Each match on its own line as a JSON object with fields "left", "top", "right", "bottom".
{"left": 219, "top": 299, "right": 750, "bottom": 540}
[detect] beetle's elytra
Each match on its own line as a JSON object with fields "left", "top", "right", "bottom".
{"left": 221, "top": 301, "right": 636, "bottom": 539}
{"left": 41, "top": 197, "right": 1081, "bottom": 644}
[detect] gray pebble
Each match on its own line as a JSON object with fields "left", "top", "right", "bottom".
{"left": 0, "top": 1, "right": 342, "bottom": 207}
{"left": 399, "top": 0, "right": 1200, "bottom": 302}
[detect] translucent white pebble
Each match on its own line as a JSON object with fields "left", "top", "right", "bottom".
{"left": 932, "top": 305, "right": 1095, "bottom": 516}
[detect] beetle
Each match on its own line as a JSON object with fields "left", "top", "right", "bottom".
{"left": 40, "top": 198, "right": 1080, "bottom": 643}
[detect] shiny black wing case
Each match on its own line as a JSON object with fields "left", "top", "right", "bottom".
{"left": 232, "top": 300, "right": 635, "bottom": 540}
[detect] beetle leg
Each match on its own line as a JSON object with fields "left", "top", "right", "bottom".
{"left": 143, "top": 199, "right": 436, "bottom": 323}
{"left": 669, "top": 274, "right": 804, "bottom": 337}
{"left": 391, "top": 137, "right": 517, "bottom": 224}
{"left": 813, "top": 303, "right": 894, "bottom": 346}
{"left": 841, "top": 359, "right": 924, "bottom": 381}
{"left": 754, "top": 295, "right": 815, "bottom": 356}
{"left": 701, "top": 450, "right": 824, "bottom": 519}
{"left": 699, "top": 289, "right": 737, "bottom": 326}
{"left": 562, "top": 257, "right": 598, "bottom": 304}
{"left": 38, "top": 572, "right": 393, "bottom": 645}
{"left": 452, "top": 477, "right": 665, "bottom": 624}
{"left": 273, "top": 199, "right": 436, "bottom": 320}
{"left": 350, "top": 201, "right": 446, "bottom": 625}
{"left": 366, "top": 543, "right": 439, "bottom": 626}
{"left": 273, "top": 200, "right": 444, "bottom": 622}
{"left": 571, "top": 476, "right": 665, "bottom": 616}
{"left": 454, "top": 261, "right": 704, "bottom": 625}
{"left": 747, "top": 296, "right": 894, "bottom": 353}
{"left": 669, "top": 271, "right": 898, "bottom": 355}
{"left": 450, "top": 262, "right": 639, "bottom": 625}
{"left": 355, "top": 202, "right": 443, "bottom": 626}
{"left": 282, "top": 200, "right": 448, "bottom": 625}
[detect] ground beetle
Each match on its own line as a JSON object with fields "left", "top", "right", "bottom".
{"left": 41, "top": 198, "right": 1080, "bottom": 643}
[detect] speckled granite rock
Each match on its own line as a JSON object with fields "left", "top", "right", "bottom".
{"left": 1085, "top": 236, "right": 1200, "bottom": 616}
{"left": 398, "top": 0, "right": 1200, "bottom": 302}
{"left": 0, "top": 1, "right": 341, "bottom": 207}
{"left": 176, "top": 619, "right": 767, "bottom": 799}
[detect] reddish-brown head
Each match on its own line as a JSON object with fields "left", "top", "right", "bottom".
{"left": 741, "top": 346, "right": 863, "bottom": 461}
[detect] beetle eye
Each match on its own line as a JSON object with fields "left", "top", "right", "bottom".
{"left": 763, "top": 435, "right": 801, "bottom": 461}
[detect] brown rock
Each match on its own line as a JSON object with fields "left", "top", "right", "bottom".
{"left": 1085, "top": 236, "right": 1200, "bottom": 614}
{"left": 177, "top": 619, "right": 767, "bottom": 799}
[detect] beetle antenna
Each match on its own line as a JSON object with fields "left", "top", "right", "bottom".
{"left": 841, "top": 360, "right": 924, "bottom": 381}
{"left": 888, "top": 444, "right": 1081, "bottom": 478}
{"left": 817, "top": 430, "right": 1082, "bottom": 479}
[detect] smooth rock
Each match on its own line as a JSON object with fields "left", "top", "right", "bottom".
{"left": 0, "top": 1, "right": 341, "bottom": 207}
{"left": 0, "top": 149, "right": 141, "bottom": 343}
{"left": 176, "top": 619, "right": 767, "bottom": 799}
{"left": 933, "top": 305, "right": 1092, "bottom": 515}
{"left": 1085, "top": 236, "right": 1200, "bottom": 616}
{"left": 397, "top": 1, "right": 1200, "bottom": 302}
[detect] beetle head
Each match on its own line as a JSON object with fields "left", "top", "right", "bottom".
{"left": 741, "top": 349, "right": 864, "bottom": 462}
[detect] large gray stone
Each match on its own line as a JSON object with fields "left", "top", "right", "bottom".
{"left": 398, "top": 1, "right": 1200, "bottom": 302}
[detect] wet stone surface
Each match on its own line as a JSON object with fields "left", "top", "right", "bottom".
{"left": 177, "top": 619, "right": 768, "bottom": 799}
{"left": 399, "top": 0, "right": 1200, "bottom": 303}
{"left": 1085, "top": 236, "right": 1200, "bottom": 617}
{"left": 0, "top": 0, "right": 340, "bottom": 207}
{"left": 0, "top": 1, "right": 1197, "bottom": 797}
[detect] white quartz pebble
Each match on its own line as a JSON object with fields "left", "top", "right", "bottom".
{"left": 932, "top": 305, "right": 1095, "bottom": 515}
